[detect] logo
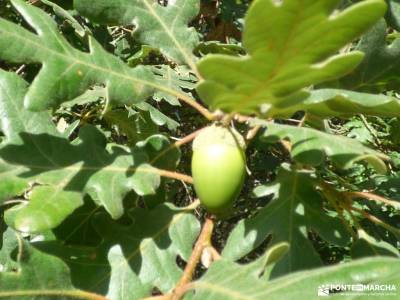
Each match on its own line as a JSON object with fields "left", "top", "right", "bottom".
{"left": 317, "top": 283, "right": 397, "bottom": 297}
{"left": 352, "top": 284, "right": 363, "bottom": 292}
{"left": 317, "top": 285, "right": 330, "bottom": 297}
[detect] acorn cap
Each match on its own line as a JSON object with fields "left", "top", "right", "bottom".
{"left": 193, "top": 125, "right": 246, "bottom": 151}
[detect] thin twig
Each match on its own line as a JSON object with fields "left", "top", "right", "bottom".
{"left": 246, "top": 125, "right": 261, "bottom": 142}
{"left": 280, "top": 140, "right": 292, "bottom": 153}
{"left": 179, "top": 96, "right": 214, "bottom": 121}
{"left": 15, "top": 64, "right": 26, "bottom": 75}
{"left": 297, "top": 113, "right": 306, "bottom": 127}
{"left": 182, "top": 199, "right": 200, "bottom": 211}
{"left": 171, "top": 217, "right": 215, "bottom": 300}
{"left": 286, "top": 118, "right": 302, "bottom": 124}
{"left": 150, "top": 127, "right": 206, "bottom": 165}
{"left": 345, "top": 191, "right": 400, "bottom": 209}
{"left": 359, "top": 114, "right": 381, "bottom": 147}
{"left": 221, "top": 112, "right": 236, "bottom": 127}
{"left": 157, "top": 169, "right": 193, "bottom": 184}
{"left": 171, "top": 283, "right": 195, "bottom": 300}
{"left": 181, "top": 181, "right": 194, "bottom": 203}
{"left": 350, "top": 206, "right": 400, "bottom": 236}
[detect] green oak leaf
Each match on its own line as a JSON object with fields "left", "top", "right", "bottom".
{"left": 0, "top": 127, "right": 168, "bottom": 220}
{"left": 152, "top": 65, "right": 196, "bottom": 106}
{"left": 34, "top": 203, "right": 201, "bottom": 296}
{"left": 74, "top": 0, "right": 200, "bottom": 68}
{"left": 192, "top": 257, "right": 400, "bottom": 299}
{"left": 0, "top": 70, "right": 179, "bottom": 226}
{"left": 253, "top": 120, "right": 388, "bottom": 172}
{"left": 0, "top": 0, "right": 160, "bottom": 111}
{"left": 196, "top": 0, "right": 386, "bottom": 115}
{"left": 222, "top": 166, "right": 351, "bottom": 277}
{"left": 134, "top": 102, "right": 180, "bottom": 131}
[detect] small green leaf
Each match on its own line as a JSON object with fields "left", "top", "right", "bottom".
{"left": 152, "top": 66, "right": 196, "bottom": 106}
{"left": 389, "top": 119, "right": 400, "bottom": 145}
{"left": 104, "top": 109, "right": 159, "bottom": 145}
{"left": 134, "top": 102, "right": 180, "bottom": 131}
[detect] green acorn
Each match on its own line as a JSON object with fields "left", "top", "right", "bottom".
{"left": 191, "top": 125, "right": 246, "bottom": 216}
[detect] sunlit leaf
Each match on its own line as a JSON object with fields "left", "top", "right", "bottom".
{"left": 197, "top": 0, "right": 386, "bottom": 115}
{"left": 192, "top": 257, "right": 400, "bottom": 299}
{"left": 74, "top": 0, "right": 200, "bottom": 68}
{"left": 253, "top": 120, "right": 388, "bottom": 172}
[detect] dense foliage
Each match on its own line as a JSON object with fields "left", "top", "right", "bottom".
{"left": 0, "top": 0, "right": 400, "bottom": 299}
